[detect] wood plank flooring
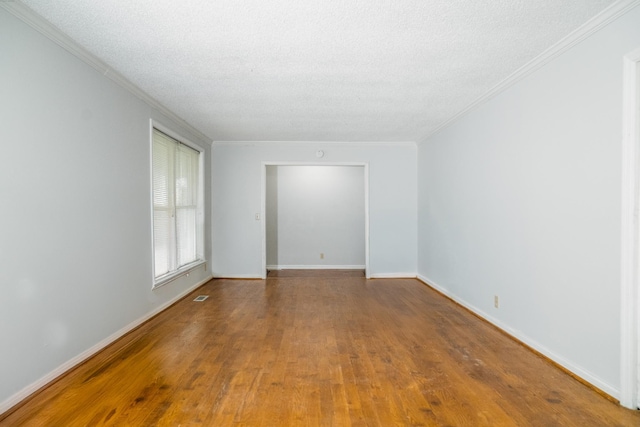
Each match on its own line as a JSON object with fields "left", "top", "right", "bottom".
{"left": 2, "top": 271, "right": 639, "bottom": 426}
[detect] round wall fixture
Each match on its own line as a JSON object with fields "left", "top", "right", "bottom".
{"left": 316, "top": 150, "right": 324, "bottom": 158}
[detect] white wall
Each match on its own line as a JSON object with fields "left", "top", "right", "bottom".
{"left": 266, "top": 165, "right": 365, "bottom": 269}
{"left": 212, "top": 143, "right": 417, "bottom": 278}
{"left": 417, "top": 6, "right": 640, "bottom": 398}
{"left": 0, "top": 9, "right": 212, "bottom": 410}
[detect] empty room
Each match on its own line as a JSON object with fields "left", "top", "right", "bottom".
{"left": 2, "top": 0, "right": 640, "bottom": 425}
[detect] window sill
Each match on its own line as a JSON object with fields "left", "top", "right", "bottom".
{"left": 153, "top": 260, "right": 206, "bottom": 290}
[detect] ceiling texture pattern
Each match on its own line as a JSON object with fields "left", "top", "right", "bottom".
{"left": 20, "top": 0, "right": 616, "bottom": 142}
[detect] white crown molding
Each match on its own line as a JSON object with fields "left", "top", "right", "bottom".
{"left": 419, "top": 0, "right": 640, "bottom": 143}
{"left": 212, "top": 140, "right": 417, "bottom": 147}
{"left": 1, "top": 1, "right": 213, "bottom": 145}
{"left": 5, "top": 0, "right": 635, "bottom": 147}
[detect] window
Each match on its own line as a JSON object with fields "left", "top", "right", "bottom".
{"left": 152, "top": 126, "right": 203, "bottom": 286}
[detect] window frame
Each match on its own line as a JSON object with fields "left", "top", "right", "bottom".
{"left": 150, "top": 120, "right": 205, "bottom": 289}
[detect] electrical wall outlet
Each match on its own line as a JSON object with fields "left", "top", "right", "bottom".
{"left": 494, "top": 295, "right": 499, "bottom": 308}
{"left": 320, "top": 253, "right": 324, "bottom": 259}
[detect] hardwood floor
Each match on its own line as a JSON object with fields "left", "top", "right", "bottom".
{"left": 2, "top": 271, "right": 639, "bottom": 426}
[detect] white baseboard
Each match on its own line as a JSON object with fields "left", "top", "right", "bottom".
{"left": 416, "top": 274, "right": 619, "bottom": 400}
{"left": 212, "top": 274, "right": 264, "bottom": 279}
{"left": 266, "top": 265, "right": 366, "bottom": 270}
{"left": 369, "top": 273, "right": 417, "bottom": 279}
{"left": 0, "top": 275, "right": 212, "bottom": 416}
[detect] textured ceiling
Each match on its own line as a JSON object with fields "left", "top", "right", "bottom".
{"left": 21, "top": 0, "right": 616, "bottom": 142}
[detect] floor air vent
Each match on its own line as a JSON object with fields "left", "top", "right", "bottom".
{"left": 193, "top": 295, "right": 209, "bottom": 302}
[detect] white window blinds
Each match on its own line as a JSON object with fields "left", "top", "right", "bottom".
{"left": 152, "top": 128, "right": 200, "bottom": 279}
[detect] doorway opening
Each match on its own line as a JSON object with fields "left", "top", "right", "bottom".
{"left": 261, "top": 163, "right": 370, "bottom": 279}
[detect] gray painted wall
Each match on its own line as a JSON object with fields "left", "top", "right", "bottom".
{"left": 212, "top": 143, "right": 417, "bottom": 278}
{"left": 0, "top": 9, "right": 212, "bottom": 409}
{"left": 417, "top": 6, "right": 640, "bottom": 397}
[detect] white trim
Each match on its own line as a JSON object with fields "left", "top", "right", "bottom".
{"left": 369, "top": 273, "right": 417, "bottom": 279}
{"left": 212, "top": 274, "right": 264, "bottom": 279}
{"left": 261, "top": 162, "right": 371, "bottom": 280}
{"left": 153, "top": 260, "right": 206, "bottom": 290}
{"left": 267, "top": 265, "right": 366, "bottom": 270}
{"left": 364, "top": 165, "right": 371, "bottom": 280}
{"left": 0, "top": 274, "right": 212, "bottom": 416}
{"left": 416, "top": 275, "right": 619, "bottom": 399}
{"left": 0, "top": 2, "right": 212, "bottom": 145}
{"left": 213, "top": 141, "right": 417, "bottom": 147}
{"left": 420, "top": 0, "right": 640, "bottom": 142}
{"left": 368, "top": 273, "right": 418, "bottom": 279}
{"left": 261, "top": 161, "right": 373, "bottom": 166}
{"left": 149, "top": 120, "right": 156, "bottom": 288}
{"left": 261, "top": 164, "right": 268, "bottom": 279}
{"left": 620, "top": 47, "right": 640, "bottom": 409}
